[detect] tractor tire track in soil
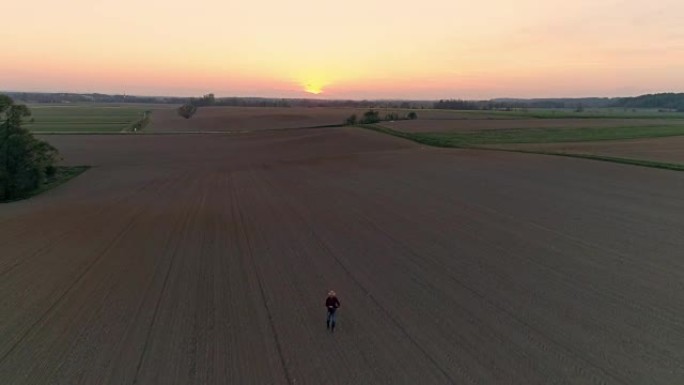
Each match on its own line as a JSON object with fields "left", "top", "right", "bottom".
{"left": 1, "top": 127, "right": 683, "bottom": 384}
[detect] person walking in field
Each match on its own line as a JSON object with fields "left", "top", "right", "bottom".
{"left": 326, "top": 290, "right": 340, "bottom": 332}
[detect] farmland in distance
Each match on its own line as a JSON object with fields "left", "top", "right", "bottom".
{"left": 1, "top": 126, "right": 683, "bottom": 384}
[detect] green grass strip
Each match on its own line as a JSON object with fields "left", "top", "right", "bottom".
{"left": 359, "top": 124, "right": 684, "bottom": 172}
{"left": 369, "top": 123, "right": 684, "bottom": 146}
{"left": 449, "top": 109, "right": 684, "bottom": 120}
{"left": 124, "top": 111, "right": 152, "bottom": 132}
{"left": 487, "top": 149, "right": 684, "bottom": 171}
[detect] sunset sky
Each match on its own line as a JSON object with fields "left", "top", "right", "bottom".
{"left": 2, "top": 0, "right": 683, "bottom": 99}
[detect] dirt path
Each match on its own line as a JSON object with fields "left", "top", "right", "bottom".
{"left": 2, "top": 128, "right": 683, "bottom": 384}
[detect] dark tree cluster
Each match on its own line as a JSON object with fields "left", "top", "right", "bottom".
{"left": 189, "top": 93, "right": 216, "bottom": 107}
{"left": 434, "top": 98, "right": 618, "bottom": 110}
{"left": 345, "top": 114, "right": 357, "bottom": 125}
{"left": 177, "top": 104, "right": 198, "bottom": 119}
{"left": 0, "top": 95, "right": 59, "bottom": 201}
{"left": 613, "top": 93, "right": 684, "bottom": 111}
{"left": 4, "top": 92, "right": 182, "bottom": 105}
{"left": 343, "top": 110, "right": 418, "bottom": 125}
{"left": 362, "top": 110, "right": 381, "bottom": 124}
{"left": 213, "top": 97, "right": 291, "bottom": 108}
{"left": 433, "top": 99, "right": 480, "bottom": 110}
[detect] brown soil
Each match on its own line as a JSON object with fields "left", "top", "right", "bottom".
{"left": 1, "top": 128, "right": 683, "bottom": 384}
{"left": 385, "top": 118, "right": 684, "bottom": 133}
{"left": 492, "top": 135, "right": 684, "bottom": 164}
{"left": 147, "top": 106, "right": 372, "bottom": 132}
{"left": 146, "top": 107, "right": 488, "bottom": 133}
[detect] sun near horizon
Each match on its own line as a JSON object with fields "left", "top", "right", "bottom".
{"left": 301, "top": 74, "right": 332, "bottom": 95}
{"left": 2, "top": 0, "right": 683, "bottom": 99}
{"left": 304, "top": 82, "right": 324, "bottom": 95}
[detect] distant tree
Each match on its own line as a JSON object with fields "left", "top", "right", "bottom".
{"left": 384, "top": 112, "right": 400, "bottom": 121}
{"left": 407, "top": 111, "right": 418, "bottom": 120}
{"left": 0, "top": 95, "right": 59, "bottom": 200}
{"left": 345, "top": 114, "right": 357, "bottom": 125}
{"left": 433, "top": 99, "right": 480, "bottom": 110}
{"left": 188, "top": 93, "right": 216, "bottom": 107}
{"left": 400, "top": 102, "right": 411, "bottom": 109}
{"left": 201, "top": 93, "right": 215, "bottom": 106}
{"left": 361, "top": 109, "right": 380, "bottom": 124}
{"left": 177, "top": 104, "right": 197, "bottom": 119}
{"left": 575, "top": 104, "right": 584, "bottom": 113}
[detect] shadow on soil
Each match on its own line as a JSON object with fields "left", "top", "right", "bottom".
{"left": 1, "top": 166, "right": 90, "bottom": 203}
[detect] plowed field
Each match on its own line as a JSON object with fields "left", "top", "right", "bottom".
{"left": 491, "top": 135, "right": 684, "bottom": 164}
{"left": 146, "top": 107, "right": 479, "bottom": 133}
{"left": 147, "top": 107, "right": 364, "bottom": 132}
{"left": 2, "top": 128, "right": 683, "bottom": 384}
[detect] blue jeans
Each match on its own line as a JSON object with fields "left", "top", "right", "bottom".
{"left": 327, "top": 309, "right": 337, "bottom": 324}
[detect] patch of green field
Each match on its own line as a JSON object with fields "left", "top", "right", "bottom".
{"left": 426, "top": 108, "right": 684, "bottom": 120}
{"left": 24, "top": 105, "right": 150, "bottom": 132}
{"left": 369, "top": 124, "right": 684, "bottom": 147}
{"left": 363, "top": 123, "right": 684, "bottom": 172}
{"left": 509, "top": 109, "right": 684, "bottom": 119}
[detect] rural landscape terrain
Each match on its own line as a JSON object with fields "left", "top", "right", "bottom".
{"left": 2, "top": 97, "right": 684, "bottom": 384}
{"left": 4, "top": 0, "right": 684, "bottom": 382}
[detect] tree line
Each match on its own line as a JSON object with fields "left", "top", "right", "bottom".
{"left": 5, "top": 92, "right": 431, "bottom": 109}
{"left": 344, "top": 110, "right": 418, "bottom": 125}
{"left": 613, "top": 93, "right": 684, "bottom": 111}
{"left": 0, "top": 95, "right": 59, "bottom": 201}
{"left": 6, "top": 91, "right": 684, "bottom": 112}
{"left": 433, "top": 94, "right": 684, "bottom": 111}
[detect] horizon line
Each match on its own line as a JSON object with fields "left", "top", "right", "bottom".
{"left": 3, "top": 90, "right": 683, "bottom": 103}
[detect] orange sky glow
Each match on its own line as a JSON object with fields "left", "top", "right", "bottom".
{"left": 2, "top": 0, "right": 683, "bottom": 99}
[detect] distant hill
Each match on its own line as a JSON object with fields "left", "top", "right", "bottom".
{"left": 0, "top": 91, "right": 431, "bottom": 109}
{"left": 2, "top": 91, "right": 683, "bottom": 111}
{"left": 438, "top": 93, "right": 684, "bottom": 111}
{"left": 1, "top": 92, "right": 187, "bottom": 105}
{"left": 479, "top": 94, "right": 684, "bottom": 110}
{"left": 489, "top": 97, "right": 616, "bottom": 109}
{"left": 613, "top": 93, "right": 684, "bottom": 111}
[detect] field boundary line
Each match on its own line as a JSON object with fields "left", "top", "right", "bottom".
{"left": 123, "top": 110, "right": 152, "bottom": 133}
{"left": 358, "top": 124, "right": 684, "bottom": 171}
{"left": 480, "top": 148, "right": 684, "bottom": 171}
